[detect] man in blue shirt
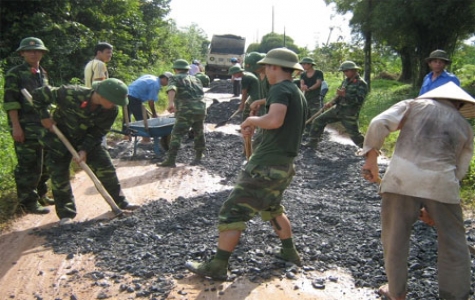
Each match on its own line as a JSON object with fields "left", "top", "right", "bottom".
{"left": 419, "top": 50, "right": 460, "bottom": 95}
{"left": 125, "top": 72, "right": 171, "bottom": 143}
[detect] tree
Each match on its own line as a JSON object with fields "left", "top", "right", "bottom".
{"left": 326, "top": 0, "right": 475, "bottom": 86}
{"left": 251, "top": 32, "right": 300, "bottom": 54}
{"left": 0, "top": 0, "right": 172, "bottom": 84}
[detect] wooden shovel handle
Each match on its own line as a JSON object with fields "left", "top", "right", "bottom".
{"left": 21, "top": 88, "right": 123, "bottom": 215}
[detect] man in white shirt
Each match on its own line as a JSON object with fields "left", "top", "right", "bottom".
{"left": 84, "top": 42, "right": 113, "bottom": 147}
{"left": 84, "top": 42, "right": 113, "bottom": 87}
{"left": 362, "top": 82, "right": 475, "bottom": 300}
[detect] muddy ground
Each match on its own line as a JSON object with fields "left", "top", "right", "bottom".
{"left": 1, "top": 80, "right": 475, "bottom": 300}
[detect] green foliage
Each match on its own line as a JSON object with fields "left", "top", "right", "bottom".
{"left": 326, "top": 0, "right": 475, "bottom": 85}
{"left": 1, "top": 0, "right": 173, "bottom": 85}
{"left": 0, "top": 68, "right": 19, "bottom": 227}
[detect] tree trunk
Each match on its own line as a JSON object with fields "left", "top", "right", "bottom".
{"left": 364, "top": 31, "right": 371, "bottom": 92}
{"left": 398, "top": 47, "right": 413, "bottom": 83}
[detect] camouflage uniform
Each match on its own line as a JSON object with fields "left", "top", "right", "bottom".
{"left": 194, "top": 72, "right": 210, "bottom": 88}
{"left": 32, "top": 85, "right": 131, "bottom": 219}
{"left": 218, "top": 80, "right": 307, "bottom": 230}
{"left": 240, "top": 71, "right": 260, "bottom": 121}
{"left": 309, "top": 74, "right": 368, "bottom": 148}
{"left": 165, "top": 73, "right": 206, "bottom": 164}
{"left": 3, "top": 62, "right": 50, "bottom": 211}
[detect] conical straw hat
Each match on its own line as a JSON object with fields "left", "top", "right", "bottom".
{"left": 416, "top": 81, "right": 475, "bottom": 118}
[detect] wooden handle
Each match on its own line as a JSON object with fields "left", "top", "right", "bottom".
{"left": 244, "top": 136, "right": 252, "bottom": 160}
{"left": 21, "top": 88, "right": 123, "bottom": 215}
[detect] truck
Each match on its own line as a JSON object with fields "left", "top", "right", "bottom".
{"left": 205, "top": 34, "right": 246, "bottom": 80}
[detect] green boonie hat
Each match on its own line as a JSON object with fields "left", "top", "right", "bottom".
{"left": 172, "top": 59, "right": 190, "bottom": 70}
{"left": 425, "top": 49, "right": 451, "bottom": 64}
{"left": 16, "top": 37, "right": 49, "bottom": 52}
{"left": 338, "top": 61, "right": 361, "bottom": 71}
{"left": 257, "top": 48, "right": 304, "bottom": 71}
{"left": 93, "top": 78, "right": 128, "bottom": 106}
{"left": 244, "top": 52, "right": 266, "bottom": 72}
{"left": 299, "top": 57, "right": 316, "bottom": 65}
{"left": 195, "top": 72, "right": 210, "bottom": 87}
{"left": 228, "top": 65, "right": 244, "bottom": 75}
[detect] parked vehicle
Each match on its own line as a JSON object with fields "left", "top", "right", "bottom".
{"left": 205, "top": 34, "right": 246, "bottom": 80}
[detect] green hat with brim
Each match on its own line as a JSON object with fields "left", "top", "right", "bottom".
{"left": 425, "top": 49, "right": 451, "bottom": 64}
{"left": 338, "top": 61, "right": 361, "bottom": 71}
{"left": 257, "top": 48, "right": 304, "bottom": 71}
{"left": 16, "top": 37, "right": 49, "bottom": 52}
{"left": 172, "top": 59, "right": 190, "bottom": 70}
{"left": 299, "top": 57, "right": 316, "bottom": 66}
{"left": 93, "top": 78, "right": 128, "bottom": 106}
{"left": 244, "top": 52, "right": 266, "bottom": 72}
{"left": 228, "top": 66, "right": 244, "bottom": 75}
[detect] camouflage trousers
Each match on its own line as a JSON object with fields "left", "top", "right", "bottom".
{"left": 309, "top": 108, "right": 365, "bottom": 148}
{"left": 41, "top": 134, "right": 127, "bottom": 219}
{"left": 12, "top": 125, "right": 49, "bottom": 207}
{"left": 167, "top": 112, "right": 206, "bottom": 158}
{"left": 217, "top": 162, "right": 295, "bottom": 232}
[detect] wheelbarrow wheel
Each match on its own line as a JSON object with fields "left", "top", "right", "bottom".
{"left": 160, "top": 135, "right": 171, "bottom": 151}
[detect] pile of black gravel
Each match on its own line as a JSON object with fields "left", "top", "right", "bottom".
{"left": 35, "top": 82, "right": 475, "bottom": 299}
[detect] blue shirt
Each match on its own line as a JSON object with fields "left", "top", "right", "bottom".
{"left": 128, "top": 75, "right": 161, "bottom": 102}
{"left": 419, "top": 70, "right": 460, "bottom": 95}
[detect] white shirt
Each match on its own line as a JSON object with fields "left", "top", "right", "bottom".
{"left": 84, "top": 59, "right": 108, "bottom": 87}
{"left": 363, "top": 99, "right": 473, "bottom": 203}
{"left": 189, "top": 64, "right": 200, "bottom": 76}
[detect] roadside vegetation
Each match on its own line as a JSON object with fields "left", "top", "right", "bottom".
{"left": 1, "top": 0, "right": 475, "bottom": 230}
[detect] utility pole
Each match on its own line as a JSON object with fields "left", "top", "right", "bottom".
{"left": 272, "top": 6, "right": 274, "bottom": 33}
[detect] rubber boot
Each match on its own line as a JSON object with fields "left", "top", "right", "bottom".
{"left": 158, "top": 151, "right": 177, "bottom": 168}
{"left": 159, "top": 156, "right": 176, "bottom": 168}
{"left": 275, "top": 247, "right": 302, "bottom": 266}
{"left": 304, "top": 138, "right": 319, "bottom": 149}
{"left": 190, "top": 151, "right": 203, "bottom": 166}
{"left": 39, "top": 195, "right": 55, "bottom": 206}
{"left": 24, "top": 201, "right": 50, "bottom": 214}
{"left": 185, "top": 259, "right": 228, "bottom": 281}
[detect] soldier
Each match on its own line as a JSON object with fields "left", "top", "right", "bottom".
{"left": 299, "top": 57, "right": 324, "bottom": 114}
{"left": 194, "top": 72, "right": 210, "bottom": 88}
{"left": 244, "top": 52, "right": 269, "bottom": 150}
{"left": 2, "top": 37, "right": 53, "bottom": 214}
{"left": 419, "top": 49, "right": 460, "bottom": 95}
{"left": 227, "top": 66, "right": 259, "bottom": 121}
{"left": 230, "top": 57, "right": 242, "bottom": 97}
{"left": 307, "top": 60, "right": 368, "bottom": 149}
{"left": 158, "top": 59, "right": 206, "bottom": 167}
{"left": 32, "top": 78, "right": 139, "bottom": 225}
{"left": 185, "top": 48, "right": 307, "bottom": 281}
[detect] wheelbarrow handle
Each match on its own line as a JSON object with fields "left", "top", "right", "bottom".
{"left": 21, "top": 88, "right": 123, "bottom": 216}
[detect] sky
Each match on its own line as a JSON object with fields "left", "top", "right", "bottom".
{"left": 167, "top": 0, "right": 353, "bottom": 50}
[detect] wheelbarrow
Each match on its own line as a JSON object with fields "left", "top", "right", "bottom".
{"left": 112, "top": 116, "right": 176, "bottom": 157}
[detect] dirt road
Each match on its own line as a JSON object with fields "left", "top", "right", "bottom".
{"left": 0, "top": 158, "right": 377, "bottom": 300}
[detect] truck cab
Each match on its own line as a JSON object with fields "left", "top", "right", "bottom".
{"left": 205, "top": 34, "right": 246, "bottom": 80}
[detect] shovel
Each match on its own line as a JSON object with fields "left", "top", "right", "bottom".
{"left": 305, "top": 107, "right": 325, "bottom": 125}
{"left": 215, "top": 108, "right": 241, "bottom": 128}
{"left": 21, "top": 89, "right": 124, "bottom": 217}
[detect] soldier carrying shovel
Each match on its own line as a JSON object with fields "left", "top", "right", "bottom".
{"left": 306, "top": 60, "right": 367, "bottom": 149}
{"left": 32, "top": 78, "right": 139, "bottom": 226}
